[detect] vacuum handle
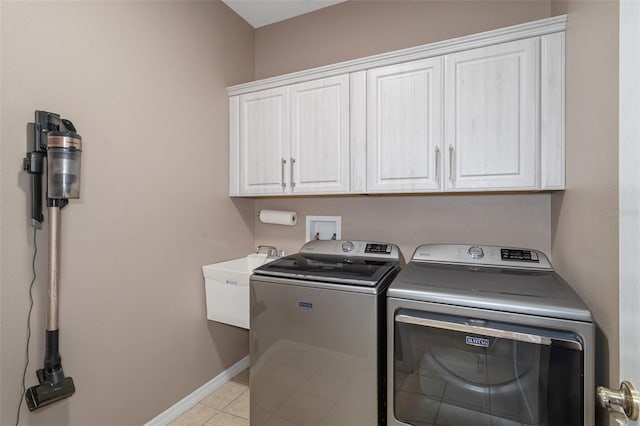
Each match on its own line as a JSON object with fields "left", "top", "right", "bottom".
{"left": 48, "top": 206, "right": 61, "bottom": 331}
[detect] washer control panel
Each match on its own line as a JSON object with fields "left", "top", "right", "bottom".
{"left": 301, "top": 240, "right": 401, "bottom": 261}
{"left": 500, "top": 248, "right": 539, "bottom": 262}
{"left": 365, "top": 243, "right": 393, "bottom": 254}
{"left": 412, "top": 244, "right": 552, "bottom": 270}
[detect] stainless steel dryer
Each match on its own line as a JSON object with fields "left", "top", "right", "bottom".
{"left": 250, "top": 240, "right": 403, "bottom": 426}
{"left": 387, "top": 244, "right": 594, "bottom": 426}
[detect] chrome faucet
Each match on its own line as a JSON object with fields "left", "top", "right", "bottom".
{"left": 256, "top": 245, "right": 282, "bottom": 258}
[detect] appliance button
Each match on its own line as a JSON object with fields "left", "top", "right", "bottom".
{"left": 342, "top": 241, "right": 354, "bottom": 252}
{"left": 468, "top": 245, "right": 484, "bottom": 259}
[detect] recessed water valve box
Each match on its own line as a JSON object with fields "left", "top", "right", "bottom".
{"left": 305, "top": 215, "right": 342, "bottom": 242}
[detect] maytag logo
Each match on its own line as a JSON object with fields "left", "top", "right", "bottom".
{"left": 466, "top": 336, "right": 490, "bottom": 348}
{"left": 298, "top": 301, "right": 313, "bottom": 309}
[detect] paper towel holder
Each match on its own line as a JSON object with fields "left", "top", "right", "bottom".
{"left": 258, "top": 209, "right": 297, "bottom": 226}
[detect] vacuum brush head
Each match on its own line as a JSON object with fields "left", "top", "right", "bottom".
{"left": 25, "top": 376, "right": 75, "bottom": 411}
{"left": 25, "top": 329, "right": 75, "bottom": 411}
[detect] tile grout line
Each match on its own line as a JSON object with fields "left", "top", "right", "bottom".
{"left": 196, "top": 370, "right": 249, "bottom": 425}
{"left": 220, "top": 388, "right": 250, "bottom": 419}
{"left": 206, "top": 411, "right": 249, "bottom": 426}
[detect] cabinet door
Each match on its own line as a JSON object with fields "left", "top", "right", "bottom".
{"left": 445, "top": 38, "right": 539, "bottom": 191}
{"left": 367, "top": 57, "right": 444, "bottom": 193}
{"left": 238, "top": 87, "right": 290, "bottom": 195}
{"left": 289, "top": 75, "right": 350, "bottom": 194}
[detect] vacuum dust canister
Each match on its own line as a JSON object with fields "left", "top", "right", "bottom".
{"left": 46, "top": 131, "right": 82, "bottom": 200}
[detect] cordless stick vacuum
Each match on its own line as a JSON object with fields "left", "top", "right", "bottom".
{"left": 22, "top": 110, "right": 82, "bottom": 411}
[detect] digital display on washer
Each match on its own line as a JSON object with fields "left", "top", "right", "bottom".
{"left": 501, "top": 248, "right": 539, "bottom": 262}
{"left": 365, "top": 243, "right": 392, "bottom": 254}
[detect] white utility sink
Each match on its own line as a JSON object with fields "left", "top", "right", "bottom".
{"left": 202, "top": 254, "right": 272, "bottom": 329}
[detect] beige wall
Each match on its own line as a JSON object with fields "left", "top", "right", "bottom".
{"left": 255, "top": 195, "right": 552, "bottom": 260}
{"left": 255, "top": 0, "right": 551, "bottom": 79}
{"left": 549, "top": 1, "right": 619, "bottom": 424}
{"left": 1, "top": 2, "right": 254, "bottom": 425}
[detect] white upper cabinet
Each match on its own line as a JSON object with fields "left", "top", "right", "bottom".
{"left": 290, "top": 75, "right": 350, "bottom": 194}
{"left": 444, "top": 38, "right": 540, "bottom": 191}
{"left": 540, "top": 32, "right": 565, "bottom": 190}
{"left": 228, "top": 16, "right": 566, "bottom": 197}
{"left": 236, "top": 87, "right": 289, "bottom": 195}
{"left": 231, "top": 76, "right": 350, "bottom": 196}
{"left": 367, "top": 58, "right": 444, "bottom": 193}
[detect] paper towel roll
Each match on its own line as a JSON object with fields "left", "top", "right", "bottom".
{"left": 259, "top": 210, "right": 297, "bottom": 226}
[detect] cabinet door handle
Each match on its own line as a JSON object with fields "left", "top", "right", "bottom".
{"left": 435, "top": 146, "right": 441, "bottom": 184}
{"left": 281, "top": 158, "right": 287, "bottom": 190}
{"left": 448, "top": 145, "right": 455, "bottom": 183}
{"left": 290, "top": 157, "right": 296, "bottom": 190}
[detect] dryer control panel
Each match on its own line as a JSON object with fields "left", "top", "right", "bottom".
{"left": 412, "top": 244, "right": 553, "bottom": 270}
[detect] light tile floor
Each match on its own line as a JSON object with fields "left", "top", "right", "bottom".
{"left": 169, "top": 369, "right": 250, "bottom": 426}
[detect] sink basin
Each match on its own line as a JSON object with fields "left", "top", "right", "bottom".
{"left": 202, "top": 254, "right": 271, "bottom": 329}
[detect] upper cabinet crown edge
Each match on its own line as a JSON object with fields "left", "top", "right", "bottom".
{"left": 227, "top": 15, "right": 567, "bottom": 96}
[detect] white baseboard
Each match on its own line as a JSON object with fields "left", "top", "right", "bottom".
{"left": 144, "top": 355, "right": 250, "bottom": 426}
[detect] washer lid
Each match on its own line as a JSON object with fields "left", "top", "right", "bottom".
{"left": 252, "top": 240, "right": 402, "bottom": 286}
{"left": 253, "top": 253, "right": 399, "bottom": 286}
{"left": 388, "top": 262, "right": 592, "bottom": 322}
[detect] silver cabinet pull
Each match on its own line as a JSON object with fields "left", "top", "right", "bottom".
{"left": 435, "top": 146, "right": 441, "bottom": 184}
{"left": 290, "top": 157, "right": 296, "bottom": 190}
{"left": 281, "top": 158, "right": 287, "bottom": 190}
{"left": 448, "top": 145, "right": 455, "bottom": 183}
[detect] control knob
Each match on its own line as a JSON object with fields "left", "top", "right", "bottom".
{"left": 468, "top": 245, "right": 484, "bottom": 259}
{"left": 342, "top": 241, "right": 354, "bottom": 252}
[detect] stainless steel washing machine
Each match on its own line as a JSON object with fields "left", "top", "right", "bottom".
{"left": 387, "top": 244, "right": 594, "bottom": 426}
{"left": 250, "top": 240, "right": 403, "bottom": 426}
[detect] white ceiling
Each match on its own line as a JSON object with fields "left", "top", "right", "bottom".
{"left": 223, "top": 0, "right": 347, "bottom": 28}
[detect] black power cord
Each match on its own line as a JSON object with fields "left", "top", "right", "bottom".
{"left": 16, "top": 227, "right": 38, "bottom": 426}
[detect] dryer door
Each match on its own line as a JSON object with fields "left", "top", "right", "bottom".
{"left": 392, "top": 309, "right": 584, "bottom": 426}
